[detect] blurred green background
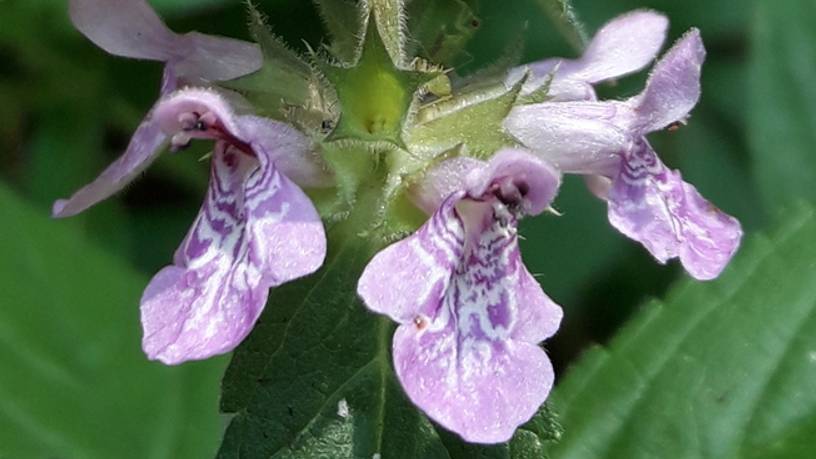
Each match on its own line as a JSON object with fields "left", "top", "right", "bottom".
{"left": 1, "top": 0, "right": 811, "bottom": 457}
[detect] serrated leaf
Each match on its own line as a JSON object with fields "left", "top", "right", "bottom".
{"left": 543, "top": 203, "right": 816, "bottom": 459}
{"left": 0, "top": 184, "right": 225, "bottom": 459}
{"left": 748, "top": 0, "right": 816, "bottom": 208}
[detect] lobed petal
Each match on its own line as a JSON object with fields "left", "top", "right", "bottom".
{"left": 361, "top": 153, "right": 563, "bottom": 442}
{"left": 390, "top": 206, "right": 560, "bottom": 443}
{"left": 632, "top": 29, "right": 706, "bottom": 133}
{"left": 393, "top": 326, "right": 554, "bottom": 443}
{"left": 141, "top": 143, "right": 326, "bottom": 364}
{"left": 607, "top": 141, "right": 742, "bottom": 280}
{"left": 358, "top": 193, "right": 466, "bottom": 323}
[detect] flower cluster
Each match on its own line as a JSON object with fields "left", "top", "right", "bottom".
{"left": 57, "top": 1, "right": 741, "bottom": 444}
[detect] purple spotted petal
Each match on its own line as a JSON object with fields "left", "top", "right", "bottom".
{"left": 383, "top": 202, "right": 560, "bottom": 443}
{"left": 607, "top": 141, "right": 742, "bottom": 280}
{"left": 141, "top": 143, "right": 326, "bottom": 364}
{"left": 358, "top": 193, "right": 466, "bottom": 323}
{"left": 632, "top": 29, "right": 705, "bottom": 133}
{"left": 359, "top": 152, "right": 563, "bottom": 443}
{"left": 393, "top": 329, "right": 554, "bottom": 443}
{"left": 69, "top": 0, "right": 261, "bottom": 82}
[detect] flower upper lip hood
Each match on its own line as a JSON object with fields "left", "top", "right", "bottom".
{"left": 358, "top": 149, "right": 563, "bottom": 443}
{"left": 53, "top": 0, "right": 263, "bottom": 218}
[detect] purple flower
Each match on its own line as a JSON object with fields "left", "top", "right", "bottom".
{"left": 507, "top": 10, "right": 669, "bottom": 101}
{"left": 54, "top": 0, "right": 328, "bottom": 364}
{"left": 139, "top": 89, "right": 327, "bottom": 364}
{"left": 358, "top": 150, "right": 563, "bottom": 443}
{"left": 505, "top": 29, "right": 742, "bottom": 280}
{"left": 53, "top": 0, "right": 262, "bottom": 218}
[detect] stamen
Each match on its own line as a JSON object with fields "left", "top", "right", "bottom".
{"left": 170, "top": 110, "right": 256, "bottom": 157}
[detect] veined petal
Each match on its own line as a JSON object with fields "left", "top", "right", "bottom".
{"left": 504, "top": 101, "right": 630, "bottom": 175}
{"left": 142, "top": 143, "right": 326, "bottom": 364}
{"left": 607, "top": 141, "right": 742, "bottom": 280}
{"left": 394, "top": 327, "right": 553, "bottom": 443}
{"left": 390, "top": 205, "right": 560, "bottom": 443}
{"left": 358, "top": 193, "right": 466, "bottom": 323}
{"left": 631, "top": 29, "right": 705, "bottom": 133}
{"left": 360, "top": 152, "right": 563, "bottom": 443}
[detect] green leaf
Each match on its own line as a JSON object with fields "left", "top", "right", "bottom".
{"left": 0, "top": 184, "right": 225, "bottom": 459}
{"left": 748, "top": 0, "right": 816, "bottom": 208}
{"left": 542, "top": 203, "right": 816, "bottom": 459}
